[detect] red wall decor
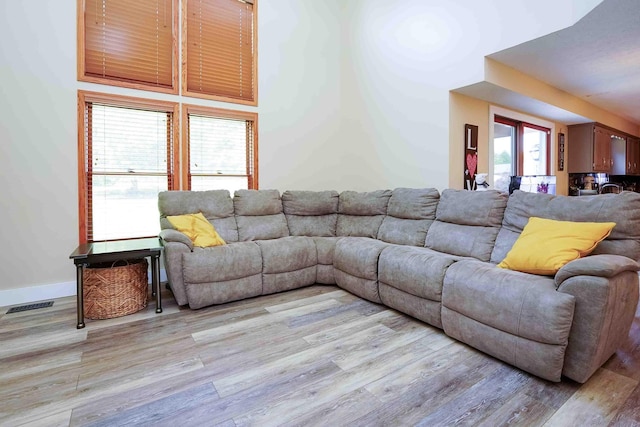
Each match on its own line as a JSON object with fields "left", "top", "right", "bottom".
{"left": 464, "top": 124, "right": 478, "bottom": 190}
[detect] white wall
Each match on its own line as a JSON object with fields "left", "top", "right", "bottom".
{"left": 0, "top": 2, "right": 80, "bottom": 303}
{"left": 0, "top": 0, "right": 343, "bottom": 304}
{"left": 0, "top": 0, "right": 601, "bottom": 304}
{"left": 340, "top": 0, "right": 602, "bottom": 191}
{"left": 258, "top": 1, "right": 343, "bottom": 190}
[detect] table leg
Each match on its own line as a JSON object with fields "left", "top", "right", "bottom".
{"left": 152, "top": 254, "right": 162, "bottom": 313}
{"left": 76, "top": 264, "right": 85, "bottom": 329}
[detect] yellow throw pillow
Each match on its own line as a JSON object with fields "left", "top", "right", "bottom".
{"left": 497, "top": 217, "right": 615, "bottom": 275}
{"left": 167, "top": 212, "right": 226, "bottom": 248}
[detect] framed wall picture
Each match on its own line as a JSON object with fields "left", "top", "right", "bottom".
{"left": 464, "top": 124, "right": 478, "bottom": 190}
{"left": 558, "top": 132, "right": 565, "bottom": 171}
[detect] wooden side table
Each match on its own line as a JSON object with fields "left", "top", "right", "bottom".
{"left": 69, "top": 237, "right": 163, "bottom": 329}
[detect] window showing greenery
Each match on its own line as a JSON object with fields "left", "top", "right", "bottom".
{"left": 78, "top": 92, "right": 178, "bottom": 243}
{"left": 76, "top": 0, "right": 260, "bottom": 242}
{"left": 493, "top": 114, "right": 551, "bottom": 193}
{"left": 183, "top": 105, "right": 258, "bottom": 192}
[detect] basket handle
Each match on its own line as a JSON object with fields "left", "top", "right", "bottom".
{"left": 111, "top": 259, "right": 130, "bottom": 268}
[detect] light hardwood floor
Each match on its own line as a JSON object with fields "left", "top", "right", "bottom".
{"left": 1, "top": 284, "right": 639, "bottom": 426}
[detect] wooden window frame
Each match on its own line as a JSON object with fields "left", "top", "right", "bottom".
{"left": 495, "top": 115, "right": 551, "bottom": 176}
{"left": 181, "top": 0, "right": 258, "bottom": 106}
{"left": 77, "top": 90, "right": 180, "bottom": 244}
{"left": 77, "top": 0, "right": 179, "bottom": 94}
{"left": 181, "top": 104, "right": 258, "bottom": 190}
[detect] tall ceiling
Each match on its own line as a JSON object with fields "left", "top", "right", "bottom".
{"left": 460, "top": 0, "right": 640, "bottom": 127}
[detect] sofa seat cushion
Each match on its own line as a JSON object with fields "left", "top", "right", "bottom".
{"left": 183, "top": 242, "right": 262, "bottom": 283}
{"left": 256, "top": 237, "right": 318, "bottom": 294}
{"left": 443, "top": 259, "right": 575, "bottom": 344}
{"left": 257, "top": 237, "right": 317, "bottom": 274}
{"left": 182, "top": 242, "right": 263, "bottom": 309}
{"left": 441, "top": 259, "right": 576, "bottom": 381}
{"left": 334, "top": 237, "right": 389, "bottom": 281}
{"left": 313, "top": 236, "right": 340, "bottom": 265}
{"left": 312, "top": 237, "right": 340, "bottom": 285}
{"left": 379, "top": 246, "right": 456, "bottom": 301}
{"left": 333, "top": 237, "right": 390, "bottom": 303}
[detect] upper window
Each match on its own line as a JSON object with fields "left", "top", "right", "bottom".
{"left": 78, "top": 0, "right": 179, "bottom": 93}
{"left": 182, "top": 105, "right": 258, "bottom": 191}
{"left": 492, "top": 114, "right": 551, "bottom": 193}
{"left": 183, "top": 0, "right": 257, "bottom": 105}
{"left": 78, "top": 91, "right": 179, "bottom": 243}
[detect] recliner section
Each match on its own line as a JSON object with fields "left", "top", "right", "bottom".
{"left": 378, "top": 246, "right": 456, "bottom": 329}
{"left": 182, "top": 241, "right": 263, "bottom": 309}
{"left": 334, "top": 237, "right": 389, "bottom": 304}
{"left": 441, "top": 259, "right": 576, "bottom": 381}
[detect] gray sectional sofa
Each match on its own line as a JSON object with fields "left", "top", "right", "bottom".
{"left": 158, "top": 188, "right": 640, "bottom": 383}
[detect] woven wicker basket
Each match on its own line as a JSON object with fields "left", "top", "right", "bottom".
{"left": 83, "top": 259, "right": 148, "bottom": 320}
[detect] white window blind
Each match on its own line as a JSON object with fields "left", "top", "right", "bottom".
{"left": 84, "top": 102, "right": 175, "bottom": 241}
{"left": 188, "top": 114, "right": 255, "bottom": 192}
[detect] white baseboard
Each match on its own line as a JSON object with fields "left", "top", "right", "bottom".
{"left": 1, "top": 281, "right": 77, "bottom": 307}
{"left": 1, "top": 269, "right": 167, "bottom": 308}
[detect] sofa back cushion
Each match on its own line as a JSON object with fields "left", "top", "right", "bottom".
{"left": 425, "top": 189, "right": 508, "bottom": 261}
{"left": 490, "top": 190, "right": 640, "bottom": 263}
{"left": 282, "top": 190, "right": 339, "bottom": 237}
{"left": 337, "top": 190, "right": 392, "bottom": 238}
{"left": 158, "top": 190, "right": 239, "bottom": 242}
{"left": 377, "top": 188, "right": 439, "bottom": 246}
{"left": 234, "top": 189, "right": 289, "bottom": 241}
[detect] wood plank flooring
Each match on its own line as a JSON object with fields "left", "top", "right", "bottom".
{"left": 1, "top": 284, "right": 639, "bottom": 426}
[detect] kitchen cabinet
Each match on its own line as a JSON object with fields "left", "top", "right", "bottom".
{"left": 627, "top": 136, "right": 640, "bottom": 175}
{"left": 612, "top": 134, "right": 639, "bottom": 175}
{"left": 568, "top": 123, "right": 613, "bottom": 173}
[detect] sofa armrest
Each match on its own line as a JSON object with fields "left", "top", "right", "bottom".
{"left": 554, "top": 254, "right": 639, "bottom": 288}
{"left": 159, "top": 229, "right": 194, "bottom": 250}
{"left": 555, "top": 256, "right": 639, "bottom": 383}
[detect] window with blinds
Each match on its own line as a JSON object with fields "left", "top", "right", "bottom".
{"left": 78, "top": 0, "right": 178, "bottom": 93}
{"left": 78, "top": 91, "right": 178, "bottom": 243}
{"left": 183, "top": 105, "right": 257, "bottom": 192}
{"left": 183, "top": 0, "right": 257, "bottom": 105}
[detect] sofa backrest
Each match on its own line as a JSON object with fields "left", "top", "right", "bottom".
{"left": 282, "top": 190, "right": 339, "bottom": 237}
{"left": 425, "top": 189, "right": 508, "bottom": 261}
{"left": 158, "top": 190, "right": 239, "bottom": 242}
{"left": 234, "top": 189, "right": 290, "bottom": 241}
{"left": 336, "top": 190, "right": 392, "bottom": 238}
{"left": 377, "top": 187, "right": 440, "bottom": 246}
{"left": 490, "top": 190, "right": 640, "bottom": 263}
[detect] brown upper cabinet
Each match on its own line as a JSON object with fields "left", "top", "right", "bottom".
{"left": 568, "top": 123, "right": 638, "bottom": 174}
{"left": 625, "top": 136, "right": 640, "bottom": 175}
{"left": 568, "top": 123, "right": 612, "bottom": 173}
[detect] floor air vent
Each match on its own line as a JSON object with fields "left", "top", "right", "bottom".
{"left": 6, "top": 301, "right": 54, "bottom": 314}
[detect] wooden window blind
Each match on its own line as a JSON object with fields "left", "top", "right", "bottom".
{"left": 183, "top": 0, "right": 257, "bottom": 105}
{"left": 78, "top": 91, "right": 179, "bottom": 243}
{"left": 78, "top": 0, "right": 178, "bottom": 93}
{"left": 182, "top": 105, "right": 258, "bottom": 192}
